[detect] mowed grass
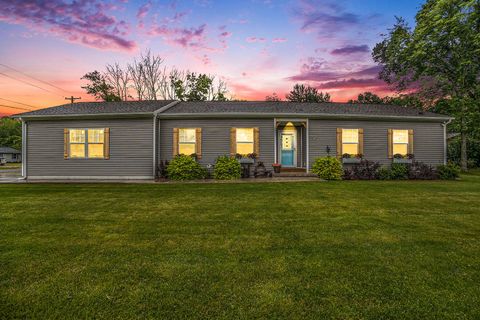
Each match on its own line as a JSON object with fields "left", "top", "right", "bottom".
{"left": 1, "top": 173, "right": 480, "bottom": 319}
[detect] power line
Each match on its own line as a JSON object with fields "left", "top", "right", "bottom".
{"left": 0, "top": 63, "right": 69, "bottom": 94}
{"left": 0, "top": 97, "right": 36, "bottom": 110}
{"left": 0, "top": 72, "right": 65, "bottom": 98}
{"left": 0, "top": 104, "right": 32, "bottom": 111}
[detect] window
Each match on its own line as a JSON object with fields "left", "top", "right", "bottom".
{"left": 342, "top": 129, "right": 359, "bottom": 155}
{"left": 68, "top": 128, "right": 106, "bottom": 159}
{"left": 178, "top": 128, "right": 196, "bottom": 155}
{"left": 392, "top": 129, "right": 409, "bottom": 155}
{"left": 236, "top": 128, "right": 254, "bottom": 155}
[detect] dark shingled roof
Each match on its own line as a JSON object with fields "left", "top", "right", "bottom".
{"left": 0, "top": 146, "right": 21, "bottom": 154}
{"left": 166, "top": 101, "right": 448, "bottom": 119}
{"left": 13, "top": 100, "right": 451, "bottom": 120}
{"left": 14, "top": 100, "right": 175, "bottom": 117}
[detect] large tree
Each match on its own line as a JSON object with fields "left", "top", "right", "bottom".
{"left": 286, "top": 84, "right": 330, "bottom": 102}
{"left": 81, "top": 71, "right": 121, "bottom": 102}
{"left": 373, "top": 0, "right": 480, "bottom": 170}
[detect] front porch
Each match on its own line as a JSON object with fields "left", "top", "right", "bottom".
{"left": 274, "top": 119, "right": 308, "bottom": 174}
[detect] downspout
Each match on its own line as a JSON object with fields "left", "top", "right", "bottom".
{"left": 20, "top": 118, "right": 27, "bottom": 180}
{"left": 442, "top": 119, "right": 453, "bottom": 165}
{"left": 152, "top": 115, "right": 157, "bottom": 178}
{"left": 306, "top": 118, "right": 310, "bottom": 172}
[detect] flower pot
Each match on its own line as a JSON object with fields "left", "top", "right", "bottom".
{"left": 393, "top": 158, "right": 413, "bottom": 164}
{"left": 239, "top": 158, "right": 255, "bottom": 164}
{"left": 342, "top": 158, "right": 361, "bottom": 164}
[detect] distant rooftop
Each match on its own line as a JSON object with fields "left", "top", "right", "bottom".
{"left": 0, "top": 146, "right": 21, "bottom": 153}
{"left": 12, "top": 100, "right": 451, "bottom": 120}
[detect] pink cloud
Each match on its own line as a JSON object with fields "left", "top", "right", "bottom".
{"left": 149, "top": 24, "right": 207, "bottom": 48}
{"left": 136, "top": 1, "right": 151, "bottom": 20}
{"left": 246, "top": 37, "right": 266, "bottom": 43}
{"left": 0, "top": 0, "right": 136, "bottom": 52}
{"left": 272, "top": 38, "right": 287, "bottom": 43}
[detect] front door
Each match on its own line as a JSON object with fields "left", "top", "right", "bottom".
{"left": 281, "top": 133, "right": 295, "bottom": 166}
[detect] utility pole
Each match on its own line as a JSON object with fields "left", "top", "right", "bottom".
{"left": 65, "top": 96, "right": 81, "bottom": 104}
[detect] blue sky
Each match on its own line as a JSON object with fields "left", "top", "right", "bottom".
{"left": 0, "top": 0, "right": 424, "bottom": 115}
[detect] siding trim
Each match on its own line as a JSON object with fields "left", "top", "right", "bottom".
{"left": 28, "top": 176, "right": 154, "bottom": 180}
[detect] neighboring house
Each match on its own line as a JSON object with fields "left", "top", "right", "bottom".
{"left": 12, "top": 101, "right": 452, "bottom": 180}
{"left": 0, "top": 146, "right": 22, "bottom": 163}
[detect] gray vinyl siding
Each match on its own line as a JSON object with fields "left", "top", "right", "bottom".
{"left": 159, "top": 118, "right": 275, "bottom": 169}
{"left": 308, "top": 119, "right": 445, "bottom": 167}
{"left": 26, "top": 118, "right": 154, "bottom": 178}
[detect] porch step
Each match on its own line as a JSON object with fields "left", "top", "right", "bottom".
{"left": 272, "top": 172, "right": 317, "bottom": 177}
{"left": 281, "top": 167, "right": 306, "bottom": 173}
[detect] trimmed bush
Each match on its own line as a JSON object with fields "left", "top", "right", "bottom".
{"left": 213, "top": 156, "right": 242, "bottom": 180}
{"left": 311, "top": 157, "right": 343, "bottom": 180}
{"left": 166, "top": 154, "right": 207, "bottom": 180}
{"left": 408, "top": 161, "right": 437, "bottom": 180}
{"left": 389, "top": 163, "right": 409, "bottom": 180}
{"left": 437, "top": 162, "right": 460, "bottom": 180}
{"left": 377, "top": 167, "right": 392, "bottom": 180}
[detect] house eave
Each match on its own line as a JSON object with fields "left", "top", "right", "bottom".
{"left": 12, "top": 112, "right": 154, "bottom": 121}
{"left": 158, "top": 112, "right": 453, "bottom": 122}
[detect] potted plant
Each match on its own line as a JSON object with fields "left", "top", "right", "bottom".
{"left": 342, "top": 153, "right": 362, "bottom": 164}
{"left": 237, "top": 152, "right": 256, "bottom": 164}
{"left": 272, "top": 163, "right": 282, "bottom": 173}
{"left": 393, "top": 153, "right": 413, "bottom": 164}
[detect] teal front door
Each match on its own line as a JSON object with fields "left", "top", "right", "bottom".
{"left": 281, "top": 133, "right": 295, "bottom": 166}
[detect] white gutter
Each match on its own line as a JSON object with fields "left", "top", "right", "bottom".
{"left": 152, "top": 101, "right": 180, "bottom": 178}
{"left": 442, "top": 118, "right": 453, "bottom": 165}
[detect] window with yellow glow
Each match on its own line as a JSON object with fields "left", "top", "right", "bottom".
{"left": 69, "top": 128, "right": 105, "bottom": 159}
{"left": 342, "top": 129, "right": 359, "bottom": 155}
{"left": 69, "top": 129, "right": 86, "bottom": 158}
{"left": 393, "top": 129, "right": 409, "bottom": 155}
{"left": 179, "top": 128, "right": 196, "bottom": 155}
{"left": 236, "top": 128, "right": 254, "bottom": 155}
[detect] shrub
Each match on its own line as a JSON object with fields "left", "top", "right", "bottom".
{"left": 408, "top": 161, "right": 437, "bottom": 180}
{"left": 389, "top": 163, "right": 409, "bottom": 180}
{"left": 377, "top": 167, "right": 392, "bottom": 180}
{"left": 437, "top": 162, "right": 460, "bottom": 180}
{"left": 311, "top": 157, "right": 343, "bottom": 180}
{"left": 213, "top": 156, "right": 242, "bottom": 180}
{"left": 166, "top": 155, "right": 207, "bottom": 180}
{"left": 351, "top": 160, "right": 381, "bottom": 180}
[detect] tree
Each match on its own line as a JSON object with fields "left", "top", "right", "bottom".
{"left": 372, "top": 0, "right": 480, "bottom": 170}
{"left": 265, "top": 93, "right": 281, "bottom": 101}
{"left": 105, "top": 63, "right": 130, "bottom": 101}
{"left": 170, "top": 72, "right": 228, "bottom": 101}
{"left": 348, "top": 91, "right": 424, "bottom": 109}
{"left": 348, "top": 92, "right": 384, "bottom": 104}
{"left": 0, "top": 117, "right": 22, "bottom": 150}
{"left": 285, "top": 84, "right": 330, "bottom": 102}
{"left": 81, "top": 71, "right": 121, "bottom": 102}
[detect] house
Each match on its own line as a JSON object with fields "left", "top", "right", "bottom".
{"left": 0, "top": 146, "right": 22, "bottom": 163}
{"left": 12, "top": 100, "right": 452, "bottom": 180}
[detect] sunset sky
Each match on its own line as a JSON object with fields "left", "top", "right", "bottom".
{"left": 0, "top": 0, "right": 423, "bottom": 116}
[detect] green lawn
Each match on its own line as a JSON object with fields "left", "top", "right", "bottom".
{"left": 1, "top": 173, "right": 480, "bottom": 319}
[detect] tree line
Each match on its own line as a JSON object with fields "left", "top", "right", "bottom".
{"left": 81, "top": 51, "right": 229, "bottom": 102}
